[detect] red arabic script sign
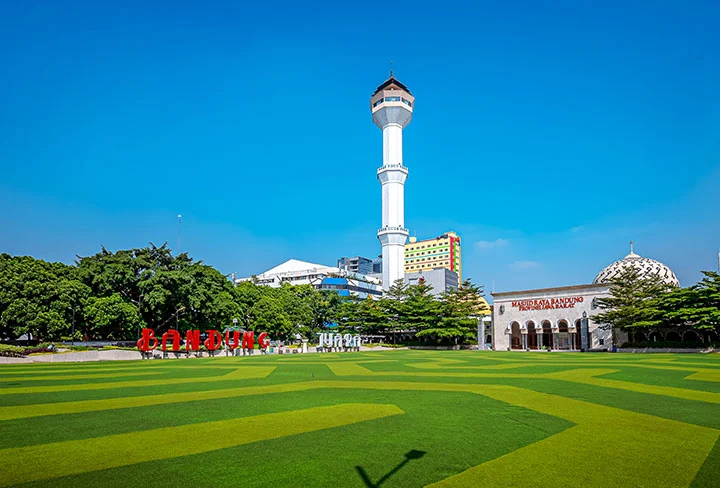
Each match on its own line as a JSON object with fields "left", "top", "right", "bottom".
{"left": 136, "top": 328, "right": 269, "bottom": 353}
{"left": 511, "top": 296, "right": 584, "bottom": 311}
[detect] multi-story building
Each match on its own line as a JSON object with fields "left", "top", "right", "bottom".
{"left": 372, "top": 257, "right": 382, "bottom": 274}
{"left": 236, "top": 259, "right": 382, "bottom": 299}
{"left": 337, "top": 256, "right": 373, "bottom": 275}
{"left": 404, "top": 231, "right": 462, "bottom": 282}
{"left": 318, "top": 276, "right": 383, "bottom": 299}
{"left": 404, "top": 268, "right": 459, "bottom": 296}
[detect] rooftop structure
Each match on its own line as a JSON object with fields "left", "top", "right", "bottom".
{"left": 404, "top": 268, "right": 459, "bottom": 297}
{"left": 337, "top": 256, "right": 373, "bottom": 275}
{"left": 236, "top": 259, "right": 382, "bottom": 298}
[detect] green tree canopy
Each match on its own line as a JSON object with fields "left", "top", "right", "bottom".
{"left": 592, "top": 267, "right": 674, "bottom": 344}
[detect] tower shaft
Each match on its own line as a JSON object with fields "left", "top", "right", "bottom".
{"left": 370, "top": 76, "right": 414, "bottom": 291}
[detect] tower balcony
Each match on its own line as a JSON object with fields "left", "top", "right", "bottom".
{"left": 377, "top": 226, "right": 409, "bottom": 246}
{"left": 377, "top": 225, "right": 409, "bottom": 233}
{"left": 377, "top": 163, "right": 408, "bottom": 174}
{"left": 377, "top": 164, "right": 409, "bottom": 184}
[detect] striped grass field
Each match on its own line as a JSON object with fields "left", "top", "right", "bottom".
{"left": 1, "top": 350, "right": 719, "bottom": 487}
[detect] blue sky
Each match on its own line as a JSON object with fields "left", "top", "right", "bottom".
{"left": 1, "top": 0, "right": 718, "bottom": 296}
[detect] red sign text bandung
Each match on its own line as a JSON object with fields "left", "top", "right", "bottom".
{"left": 136, "top": 328, "right": 268, "bottom": 353}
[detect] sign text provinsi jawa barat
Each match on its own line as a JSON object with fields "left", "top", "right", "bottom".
{"left": 511, "top": 296, "right": 584, "bottom": 311}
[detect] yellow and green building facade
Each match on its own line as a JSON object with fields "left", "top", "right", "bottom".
{"left": 404, "top": 231, "right": 462, "bottom": 281}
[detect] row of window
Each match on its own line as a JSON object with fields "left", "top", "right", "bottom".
{"left": 406, "top": 250, "right": 450, "bottom": 258}
{"left": 372, "top": 96, "right": 413, "bottom": 108}
{"left": 407, "top": 241, "right": 450, "bottom": 250}
{"left": 406, "top": 256, "right": 448, "bottom": 263}
{"left": 406, "top": 262, "right": 451, "bottom": 270}
{"left": 320, "top": 284, "right": 382, "bottom": 296}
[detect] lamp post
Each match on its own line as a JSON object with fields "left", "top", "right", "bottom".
{"left": 177, "top": 214, "right": 182, "bottom": 253}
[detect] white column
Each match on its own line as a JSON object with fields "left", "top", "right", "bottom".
{"left": 382, "top": 179, "right": 405, "bottom": 228}
{"left": 382, "top": 124, "right": 403, "bottom": 165}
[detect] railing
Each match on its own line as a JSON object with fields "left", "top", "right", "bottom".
{"left": 377, "top": 226, "right": 409, "bottom": 234}
{"left": 377, "top": 164, "right": 408, "bottom": 173}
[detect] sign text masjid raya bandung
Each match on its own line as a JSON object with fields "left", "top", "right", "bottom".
{"left": 511, "top": 296, "right": 584, "bottom": 311}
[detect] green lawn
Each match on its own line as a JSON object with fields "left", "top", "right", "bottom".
{"left": 1, "top": 350, "right": 718, "bottom": 487}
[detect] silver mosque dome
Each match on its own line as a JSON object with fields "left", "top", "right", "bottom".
{"left": 593, "top": 244, "right": 679, "bottom": 286}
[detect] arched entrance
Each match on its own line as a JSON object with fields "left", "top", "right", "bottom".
{"left": 702, "top": 329, "right": 718, "bottom": 344}
{"left": 526, "top": 321, "right": 538, "bottom": 350}
{"left": 574, "top": 319, "right": 582, "bottom": 350}
{"left": 510, "top": 322, "right": 522, "bottom": 350}
{"left": 682, "top": 330, "right": 700, "bottom": 344}
{"left": 648, "top": 331, "right": 661, "bottom": 342}
{"left": 665, "top": 331, "right": 681, "bottom": 342}
{"left": 557, "top": 320, "right": 570, "bottom": 350}
{"left": 540, "top": 320, "right": 553, "bottom": 349}
{"left": 629, "top": 331, "right": 647, "bottom": 343}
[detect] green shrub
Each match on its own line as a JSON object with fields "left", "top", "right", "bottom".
{"left": 0, "top": 344, "right": 26, "bottom": 357}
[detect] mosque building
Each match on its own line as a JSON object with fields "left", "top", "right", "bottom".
{"left": 490, "top": 245, "right": 680, "bottom": 351}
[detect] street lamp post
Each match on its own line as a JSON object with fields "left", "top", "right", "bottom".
{"left": 177, "top": 214, "right": 182, "bottom": 253}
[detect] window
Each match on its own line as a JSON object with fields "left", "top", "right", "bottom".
{"left": 401, "top": 98, "right": 412, "bottom": 107}
{"left": 373, "top": 98, "right": 384, "bottom": 107}
{"left": 385, "top": 96, "right": 401, "bottom": 102}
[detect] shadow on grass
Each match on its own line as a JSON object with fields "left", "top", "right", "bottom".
{"left": 356, "top": 450, "right": 427, "bottom": 487}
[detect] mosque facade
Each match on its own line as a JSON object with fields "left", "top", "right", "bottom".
{"left": 491, "top": 247, "right": 679, "bottom": 351}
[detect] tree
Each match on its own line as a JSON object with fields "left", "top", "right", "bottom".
{"left": 275, "top": 284, "right": 314, "bottom": 338}
{"left": 658, "top": 271, "right": 720, "bottom": 334}
{"left": 76, "top": 244, "right": 240, "bottom": 336}
{"left": 403, "top": 281, "right": 440, "bottom": 334}
{"left": 251, "top": 296, "right": 292, "bottom": 340}
{"left": 309, "top": 289, "right": 343, "bottom": 330}
{"left": 593, "top": 267, "right": 671, "bottom": 344}
{"left": 84, "top": 294, "right": 140, "bottom": 340}
{"left": 233, "top": 281, "right": 264, "bottom": 327}
{"left": 418, "top": 279, "right": 485, "bottom": 345}
{"left": 0, "top": 254, "right": 90, "bottom": 340}
{"left": 358, "top": 295, "right": 391, "bottom": 335}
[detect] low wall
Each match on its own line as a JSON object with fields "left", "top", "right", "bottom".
{"left": 619, "top": 347, "right": 713, "bottom": 354}
{"left": 0, "top": 357, "right": 34, "bottom": 364}
{"left": 26, "top": 350, "right": 144, "bottom": 363}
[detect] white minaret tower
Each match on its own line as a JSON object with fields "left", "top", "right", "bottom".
{"left": 371, "top": 74, "right": 414, "bottom": 291}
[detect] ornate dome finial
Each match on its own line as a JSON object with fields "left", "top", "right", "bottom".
{"left": 624, "top": 240, "right": 640, "bottom": 259}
